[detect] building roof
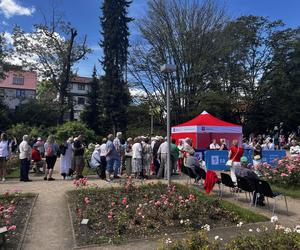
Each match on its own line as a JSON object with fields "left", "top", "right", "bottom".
{"left": 71, "top": 76, "right": 93, "bottom": 84}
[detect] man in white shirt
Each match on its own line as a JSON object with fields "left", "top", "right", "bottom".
{"left": 157, "top": 139, "right": 168, "bottom": 179}
{"left": 209, "top": 139, "right": 220, "bottom": 150}
{"left": 132, "top": 137, "right": 143, "bottom": 178}
{"left": 19, "top": 135, "right": 32, "bottom": 182}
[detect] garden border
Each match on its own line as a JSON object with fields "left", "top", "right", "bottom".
{"left": 17, "top": 193, "right": 38, "bottom": 250}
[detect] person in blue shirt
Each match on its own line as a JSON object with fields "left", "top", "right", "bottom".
{"left": 106, "top": 134, "right": 121, "bottom": 179}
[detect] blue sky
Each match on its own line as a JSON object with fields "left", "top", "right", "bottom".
{"left": 0, "top": 0, "right": 300, "bottom": 77}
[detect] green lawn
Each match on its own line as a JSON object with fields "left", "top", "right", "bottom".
{"left": 6, "top": 168, "right": 20, "bottom": 179}
{"left": 272, "top": 185, "right": 300, "bottom": 199}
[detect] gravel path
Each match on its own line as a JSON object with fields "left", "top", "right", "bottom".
{"left": 0, "top": 162, "right": 114, "bottom": 250}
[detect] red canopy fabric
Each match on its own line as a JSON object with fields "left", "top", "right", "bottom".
{"left": 174, "top": 111, "right": 241, "bottom": 127}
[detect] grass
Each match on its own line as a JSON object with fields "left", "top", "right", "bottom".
{"left": 272, "top": 185, "right": 300, "bottom": 199}
{"left": 219, "top": 199, "right": 268, "bottom": 222}
{"left": 6, "top": 168, "right": 20, "bottom": 179}
{"left": 82, "top": 166, "right": 97, "bottom": 176}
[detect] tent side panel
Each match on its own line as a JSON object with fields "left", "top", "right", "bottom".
{"left": 171, "top": 132, "right": 197, "bottom": 147}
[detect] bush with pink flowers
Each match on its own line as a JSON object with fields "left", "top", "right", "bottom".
{"left": 68, "top": 179, "right": 267, "bottom": 246}
{"left": 0, "top": 191, "right": 36, "bottom": 248}
{"left": 255, "top": 156, "right": 300, "bottom": 187}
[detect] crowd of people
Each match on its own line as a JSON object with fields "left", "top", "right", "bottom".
{"left": 0, "top": 130, "right": 300, "bottom": 187}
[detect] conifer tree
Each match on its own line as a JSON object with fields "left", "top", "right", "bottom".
{"left": 100, "top": 0, "right": 133, "bottom": 134}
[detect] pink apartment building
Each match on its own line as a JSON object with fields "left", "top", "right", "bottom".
{"left": 0, "top": 70, "right": 37, "bottom": 110}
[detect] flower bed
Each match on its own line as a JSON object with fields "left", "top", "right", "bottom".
{"left": 159, "top": 225, "right": 300, "bottom": 250}
{"left": 0, "top": 191, "right": 36, "bottom": 249}
{"left": 255, "top": 156, "right": 300, "bottom": 187}
{"left": 67, "top": 179, "right": 267, "bottom": 246}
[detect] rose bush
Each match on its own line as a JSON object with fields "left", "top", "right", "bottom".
{"left": 68, "top": 178, "right": 267, "bottom": 245}
{"left": 255, "top": 156, "right": 300, "bottom": 187}
{"left": 159, "top": 225, "right": 300, "bottom": 250}
{"left": 0, "top": 190, "right": 36, "bottom": 248}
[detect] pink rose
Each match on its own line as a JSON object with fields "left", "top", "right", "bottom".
{"left": 281, "top": 173, "right": 288, "bottom": 177}
{"left": 84, "top": 197, "right": 91, "bottom": 205}
{"left": 122, "top": 197, "right": 127, "bottom": 205}
{"left": 188, "top": 194, "right": 196, "bottom": 201}
{"left": 154, "top": 200, "right": 161, "bottom": 206}
{"left": 108, "top": 211, "right": 113, "bottom": 221}
{"left": 8, "top": 225, "right": 16, "bottom": 231}
{"left": 111, "top": 201, "right": 116, "bottom": 206}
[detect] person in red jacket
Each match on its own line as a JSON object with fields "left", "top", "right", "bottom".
{"left": 228, "top": 139, "right": 244, "bottom": 183}
{"left": 32, "top": 144, "right": 46, "bottom": 174}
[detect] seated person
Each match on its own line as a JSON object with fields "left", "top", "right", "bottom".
{"left": 90, "top": 144, "right": 104, "bottom": 178}
{"left": 31, "top": 144, "right": 46, "bottom": 174}
{"left": 209, "top": 139, "right": 220, "bottom": 150}
{"left": 290, "top": 140, "right": 300, "bottom": 158}
{"left": 235, "top": 156, "right": 265, "bottom": 206}
{"left": 185, "top": 149, "right": 205, "bottom": 182}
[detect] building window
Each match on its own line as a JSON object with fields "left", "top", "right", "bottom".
{"left": 78, "top": 97, "right": 85, "bottom": 105}
{"left": 12, "top": 76, "right": 25, "bottom": 85}
{"left": 16, "top": 89, "right": 26, "bottom": 97}
{"left": 78, "top": 84, "right": 85, "bottom": 90}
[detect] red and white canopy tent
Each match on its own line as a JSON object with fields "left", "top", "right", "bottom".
{"left": 171, "top": 111, "right": 243, "bottom": 149}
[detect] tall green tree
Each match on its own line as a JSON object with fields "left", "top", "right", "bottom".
{"left": 100, "top": 0, "right": 133, "bottom": 134}
{"left": 81, "top": 66, "right": 102, "bottom": 134}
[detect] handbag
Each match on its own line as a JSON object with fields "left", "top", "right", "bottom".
{"left": 226, "top": 148, "right": 240, "bottom": 167}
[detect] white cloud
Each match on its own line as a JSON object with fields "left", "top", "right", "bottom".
{"left": 130, "top": 87, "right": 147, "bottom": 98}
{"left": 0, "top": 0, "right": 35, "bottom": 18}
{"left": 1, "top": 20, "right": 8, "bottom": 25}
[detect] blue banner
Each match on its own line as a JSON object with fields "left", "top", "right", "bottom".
{"left": 204, "top": 150, "right": 230, "bottom": 171}
{"left": 261, "top": 150, "right": 286, "bottom": 166}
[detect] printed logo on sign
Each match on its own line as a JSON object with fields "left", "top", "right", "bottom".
{"left": 211, "top": 155, "right": 219, "bottom": 165}
{"left": 195, "top": 152, "right": 202, "bottom": 161}
{"left": 202, "top": 127, "right": 205, "bottom": 131}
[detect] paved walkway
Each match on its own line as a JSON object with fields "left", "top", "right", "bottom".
{"left": 0, "top": 163, "right": 299, "bottom": 250}
{"left": 0, "top": 162, "right": 117, "bottom": 250}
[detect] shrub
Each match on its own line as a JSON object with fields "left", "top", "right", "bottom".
{"left": 255, "top": 156, "right": 300, "bottom": 187}
{"left": 160, "top": 226, "right": 300, "bottom": 250}
{"left": 225, "top": 228, "right": 300, "bottom": 250}
{"left": 6, "top": 123, "right": 55, "bottom": 143}
{"left": 158, "top": 230, "right": 219, "bottom": 250}
{"left": 55, "top": 121, "right": 96, "bottom": 143}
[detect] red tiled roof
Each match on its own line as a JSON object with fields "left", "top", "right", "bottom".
{"left": 71, "top": 76, "right": 92, "bottom": 84}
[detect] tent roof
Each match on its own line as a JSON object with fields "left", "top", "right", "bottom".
{"left": 174, "top": 111, "right": 241, "bottom": 127}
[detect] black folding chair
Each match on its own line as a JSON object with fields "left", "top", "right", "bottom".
{"left": 195, "top": 167, "right": 206, "bottom": 185}
{"left": 186, "top": 167, "right": 198, "bottom": 185}
{"left": 220, "top": 173, "right": 236, "bottom": 197}
{"left": 181, "top": 165, "right": 189, "bottom": 184}
{"left": 236, "top": 176, "right": 255, "bottom": 204}
{"left": 254, "top": 179, "right": 288, "bottom": 216}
